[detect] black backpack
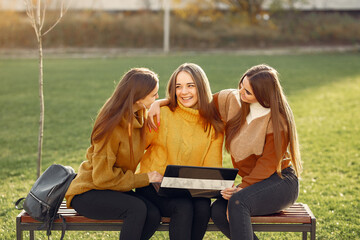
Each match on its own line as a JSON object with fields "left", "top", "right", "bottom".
{"left": 15, "top": 164, "right": 77, "bottom": 240}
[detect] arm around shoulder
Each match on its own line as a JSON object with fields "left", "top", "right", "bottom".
{"left": 147, "top": 98, "right": 170, "bottom": 130}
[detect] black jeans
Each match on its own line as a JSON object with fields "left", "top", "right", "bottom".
{"left": 211, "top": 167, "right": 299, "bottom": 240}
{"left": 136, "top": 185, "right": 211, "bottom": 240}
{"left": 71, "top": 189, "right": 160, "bottom": 240}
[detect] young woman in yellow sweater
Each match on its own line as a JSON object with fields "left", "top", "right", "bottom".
{"left": 211, "top": 64, "right": 302, "bottom": 240}
{"left": 65, "top": 68, "right": 163, "bottom": 240}
{"left": 136, "top": 63, "right": 224, "bottom": 240}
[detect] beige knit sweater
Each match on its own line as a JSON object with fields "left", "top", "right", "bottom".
{"left": 215, "top": 89, "right": 291, "bottom": 188}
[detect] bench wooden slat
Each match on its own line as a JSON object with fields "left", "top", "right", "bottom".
{"left": 17, "top": 202, "right": 316, "bottom": 240}
{"left": 20, "top": 202, "right": 311, "bottom": 224}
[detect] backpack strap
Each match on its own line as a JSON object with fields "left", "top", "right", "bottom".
{"left": 59, "top": 215, "right": 67, "bottom": 240}
{"left": 15, "top": 198, "right": 25, "bottom": 210}
{"left": 43, "top": 214, "right": 67, "bottom": 240}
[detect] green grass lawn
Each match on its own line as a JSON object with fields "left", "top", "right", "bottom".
{"left": 1, "top": 52, "right": 359, "bottom": 239}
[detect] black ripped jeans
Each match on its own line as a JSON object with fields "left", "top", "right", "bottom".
{"left": 71, "top": 189, "right": 160, "bottom": 240}
{"left": 211, "top": 167, "right": 299, "bottom": 240}
{"left": 136, "top": 185, "right": 211, "bottom": 240}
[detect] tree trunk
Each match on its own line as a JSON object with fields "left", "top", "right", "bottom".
{"left": 24, "top": 0, "right": 70, "bottom": 178}
{"left": 37, "top": 36, "right": 44, "bottom": 179}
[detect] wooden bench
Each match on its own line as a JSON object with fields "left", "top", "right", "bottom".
{"left": 16, "top": 202, "right": 316, "bottom": 240}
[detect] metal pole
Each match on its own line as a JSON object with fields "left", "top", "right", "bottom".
{"left": 163, "top": 0, "right": 170, "bottom": 53}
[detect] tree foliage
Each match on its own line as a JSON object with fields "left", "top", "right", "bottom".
{"left": 173, "top": 0, "right": 308, "bottom": 24}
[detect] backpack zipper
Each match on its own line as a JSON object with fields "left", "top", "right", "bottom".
{"left": 29, "top": 192, "right": 51, "bottom": 209}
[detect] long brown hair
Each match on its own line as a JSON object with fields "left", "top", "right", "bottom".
{"left": 225, "top": 64, "right": 302, "bottom": 177}
{"left": 166, "top": 63, "right": 223, "bottom": 136}
{"left": 91, "top": 68, "right": 159, "bottom": 161}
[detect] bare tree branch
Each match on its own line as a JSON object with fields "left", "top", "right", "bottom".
{"left": 43, "top": 0, "right": 71, "bottom": 36}
{"left": 36, "top": 0, "right": 41, "bottom": 29}
{"left": 23, "top": 0, "right": 40, "bottom": 40}
{"left": 40, "top": 0, "right": 47, "bottom": 32}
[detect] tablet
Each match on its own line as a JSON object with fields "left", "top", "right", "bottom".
{"left": 152, "top": 165, "right": 238, "bottom": 198}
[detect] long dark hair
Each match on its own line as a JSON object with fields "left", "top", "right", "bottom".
{"left": 91, "top": 68, "right": 159, "bottom": 161}
{"left": 225, "top": 64, "right": 302, "bottom": 177}
{"left": 166, "top": 63, "right": 223, "bottom": 136}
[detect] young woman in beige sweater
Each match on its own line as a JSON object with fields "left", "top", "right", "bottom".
{"left": 211, "top": 64, "right": 302, "bottom": 240}
{"left": 65, "top": 68, "right": 163, "bottom": 240}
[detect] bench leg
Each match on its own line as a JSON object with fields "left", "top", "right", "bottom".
{"left": 16, "top": 217, "right": 23, "bottom": 240}
{"left": 311, "top": 219, "right": 316, "bottom": 240}
{"left": 30, "top": 230, "right": 35, "bottom": 240}
{"left": 302, "top": 232, "right": 307, "bottom": 240}
{"left": 15, "top": 228, "right": 34, "bottom": 240}
{"left": 16, "top": 227, "right": 23, "bottom": 240}
{"left": 311, "top": 223, "right": 316, "bottom": 240}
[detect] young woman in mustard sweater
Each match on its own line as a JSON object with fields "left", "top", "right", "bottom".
{"left": 65, "top": 68, "right": 163, "bottom": 240}
{"left": 211, "top": 64, "right": 302, "bottom": 240}
{"left": 136, "top": 63, "right": 224, "bottom": 240}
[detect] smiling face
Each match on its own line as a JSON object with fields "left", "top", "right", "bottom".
{"left": 239, "top": 76, "right": 258, "bottom": 104}
{"left": 175, "top": 71, "right": 198, "bottom": 108}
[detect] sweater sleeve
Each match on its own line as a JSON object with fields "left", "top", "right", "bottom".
{"left": 216, "top": 89, "right": 240, "bottom": 122}
{"left": 90, "top": 132, "right": 149, "bottom": 191}
{"left": 239, "top": 131, "right": 288, "bottom": 188}
{"left": 202, "top": 132, "right": 224, "bottom": 168}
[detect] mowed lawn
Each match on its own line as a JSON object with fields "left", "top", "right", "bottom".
{"left": 1, "top": 52, "right": 359, "bottom": 239}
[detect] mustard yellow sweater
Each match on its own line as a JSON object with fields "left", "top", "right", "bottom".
{"left": 65, "top": 111, "right": 149, "bottom": 208}
{"left": 137, "top": 103, "right": 224, "bottom": 175}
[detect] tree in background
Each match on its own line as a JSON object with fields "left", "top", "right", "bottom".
{"left": 220, "top": 0, "right": 265, "bottom": 23}
{"left": 173, "top": 0, "right": 265, "bottom": 24}
{"left": 174, "top": 0, "right": 308, "bottom": 24}
{"left": 23, "top": 0, "right": 71, "bottom": 178}
{"left": 269, "top": 0, "right": 309, "bottom": 33}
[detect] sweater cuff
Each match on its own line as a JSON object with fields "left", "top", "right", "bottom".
{"left": 133, "top": 173, "right": 150, "bottom": 188}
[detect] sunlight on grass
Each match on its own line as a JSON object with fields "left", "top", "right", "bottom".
{"left": 292, "top": 75, "right": 360, "bottom": 240}
{"left": 0, "top": 53, "right": 359, "bottom": 239}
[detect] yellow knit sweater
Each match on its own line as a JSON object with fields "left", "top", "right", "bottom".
{"left": 65, "top": 111, "right": 149, "bottom": 208}
{"left": 137, "top": 103, "right": 224, "bottom": 175}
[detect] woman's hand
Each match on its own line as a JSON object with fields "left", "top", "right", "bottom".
{"left": 147, "top": 101, "right": 161, "bottom": 131}
{"left": 147, "top": 99, "right": 170, "bottom": 131}
{"left": 224, "top": 186, "right": 242, "bottom": 221}
{"left": 147, "top": 171, "right": 163, "bottom": 183}
{"left": 221, "top": 186, "right": 242, "bottom": 200}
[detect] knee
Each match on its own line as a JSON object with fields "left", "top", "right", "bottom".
{"left": 228, "top": 192, "right": 249, "bottom": 212}
{"left": 129, "top": 198, "right": 147, "bottom": 219}
{"left": 211, "top": 199, "right": 227, "bottom": 221}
